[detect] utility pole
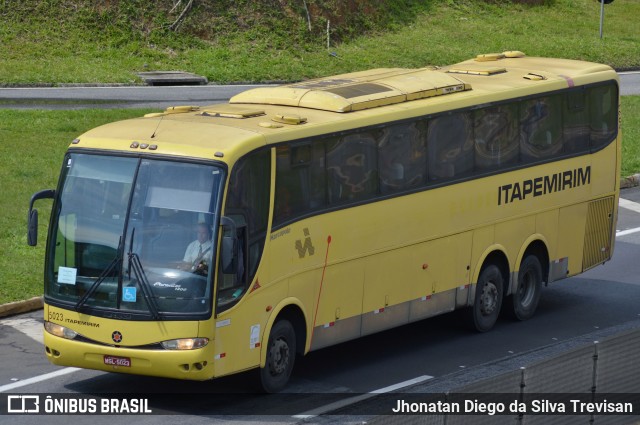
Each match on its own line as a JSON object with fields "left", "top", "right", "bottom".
{"left": 598, "top": 0, "right": 614, "bottom": 39}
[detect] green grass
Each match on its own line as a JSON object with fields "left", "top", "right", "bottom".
{"left": 0, "top": 0, "right": 639, "bottom": 84}
{"left": 0, "top": 100, "right": 637, "bottom": 304}
{"left": 0, "top": 109, "right": 153, "bottom": 303}
{"left": 0, "top": 1, "right": 639, "bottom": 304}
{"left": 621, "top": 97, "right": 640, "bottom": 178}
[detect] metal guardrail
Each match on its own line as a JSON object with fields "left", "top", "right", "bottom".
{"left": 329, "top": 323, "right": 640, "bottom": 425}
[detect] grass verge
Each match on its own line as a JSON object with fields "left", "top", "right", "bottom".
{"left": 0, "top": 109, "right": 153, "bottom": 303}
{"left": 0, "top": 99, "right": 637, "bottom": 304}
{"left": 0, "top": 0, "right": 639, "bottom": 84}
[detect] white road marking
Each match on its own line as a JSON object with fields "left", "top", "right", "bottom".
{"left": 0, "top": 317, "right": 82, "bottom": 392}
{"left": 616, "top": 198, "right": 640, "bottom": 237}
{"left": 619, "top": 197, "right": 640, "bottom": 214}
{"left": 617, "top": 227, "right": 640, "bottom": 237}
{"left": 2, "top": 317, "right": 43, "bottom": 344}
{"left": 292, "top": 375, "right": 433, "bottom": 419}
{"left": 0, "top": 368, "right": 81, "bottom": 393}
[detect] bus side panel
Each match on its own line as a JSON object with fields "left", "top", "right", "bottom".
{"left": 212, "top": 250, "right": 288, "bottom": 378}
{"left": 309, "top": 261, "right": 364, "bottom": 350}
{"left": 470, "top": 225, "right": 496, "bottom": 287}
{"left": 361, "top": 247, "right": 417, "bottom": 336}
{"left": 557, "top": 203, "right": 588, "bottom": 278}
{"left": 591, "top": 143, "right": 617, "bottom": 196}
{"left": 214, "top": 286, "right": 289, "bottom": 376}
{"left": 535, "top": 209, "right": 559, "bottom": 265}
{"left": 289, "top": 269, "right": 322, "bottom": 353}
{"left": 360, "top": 233, "right": 471, "bottom": 336}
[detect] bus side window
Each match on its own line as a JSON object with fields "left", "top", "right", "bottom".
{"left": 473, "top": 104, "right": 519, "bottom": 171}
{"left": 274, "top": 141, "right": 326, "bottom": 226}
{"left": 327, "top": 133, "right": 378, "bottom": 204}
{"left": 589, "top": 83, "right": 618, "bottom": 152}
{"left": 225, "top": 150, "right": 271, "bottom": 288}
{"left": 378, "top": 121, "right": 428, "bottom": 194}
{"left": 520, "top": 95, "right": 563, "bottom": 162}
{"left": 562, "top": 89, "right": 590, "bottom": 155}
{"left": 427, "top": 112, "right": 474, "bottom": 181}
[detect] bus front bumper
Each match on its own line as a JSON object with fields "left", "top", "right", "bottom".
{"left": 44, "top": 331, "right": 218, "bottom": 380}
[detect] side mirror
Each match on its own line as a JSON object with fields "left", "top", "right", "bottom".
{"left": 219, "top": 216, "right": 238, "bottom": 274}
{"left": 27, "top": 209, "right": 39, "bottom": 246}
{"left": 27, "top": 189, "right": 55, "bottom": 246}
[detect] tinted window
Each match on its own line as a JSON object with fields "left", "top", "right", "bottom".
{"left": 474, "top": 104, "right": 519, "bottom": 170}
{"left": 327, "top": 132, "right": 378, "bottom": 204}
{"left": 427, "top": 112, "right": 474, "bottom": 180}
{"left": 520, "top": 95, "right": 563, "bottom": 162}
{"left": 378, "top": 122, "right": 428, "bottom": 194}
{"left": 589, "top": 83, "right": 618, "bottom": 151}
{"left": 562, "top": 88, "right": 590, "bottom": 154}
{"left": 270, "top": 82, "right": 618, "bottom": 228}
{"left": 225, "top": 150, "right": 271, "bottom": 286}
{"left": 226, "top": 151, "right": 271, "bottom": 236}
{"left": 274, "top": 141, "right": 326, "bottom": 225}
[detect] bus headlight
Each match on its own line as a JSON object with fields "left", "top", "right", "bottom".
{"left": 161, "top": 338, "right": 209, "bottom": 350}
{"left": 45, "top": 321, "right": 78, "bottom": 340}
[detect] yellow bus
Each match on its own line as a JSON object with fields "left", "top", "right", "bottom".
{"left": 28, "top": 51, "right": 620, "bottom": 392}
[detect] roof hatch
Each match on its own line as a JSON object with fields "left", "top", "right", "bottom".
{"left": 474, "top": 50, "right": 526, "bottom": 62}
{"left": 198, "top": 104, "right": 265, "bottom": 119}
{"left": 230, "top": 68, "right": 471, "bottom": 113}
{"left": 447, "top": 66, "right": 506, "bottom": 76}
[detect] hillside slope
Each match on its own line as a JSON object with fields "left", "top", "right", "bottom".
{"left": 1, "top": 0, "right": 638, "bottom": 84}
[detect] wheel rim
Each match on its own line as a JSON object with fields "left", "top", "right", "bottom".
{"left": 480, "top": 281, "right": 499, "bottom": 316}
{"left": 268, "top": 337, "right": 290, "bottom": 376}
{"left": 518, "top": 270, "right": 536, "bottom": 308}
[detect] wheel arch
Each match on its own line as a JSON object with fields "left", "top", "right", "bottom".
{"left": 512, "top": 237, "right": 550, "bottom": 295}
{"left": 260, "top": 298, "right": 308, "bottom": 368}
{"left": 472, "top": 246, "right": 511, "bottom": 303}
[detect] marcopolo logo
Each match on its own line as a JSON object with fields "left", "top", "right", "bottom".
{"left": 295, "top": 228, "right": 315, "bottom": 258}
{"left": 111, "top": 331, "right": 123, "bottom": 343}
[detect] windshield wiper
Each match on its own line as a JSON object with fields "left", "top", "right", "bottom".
{"left": 127, "top": 228, "right": 161, "bottom": 320}
{"left": 75, "top": 237, "right": 123, "bottom": 311}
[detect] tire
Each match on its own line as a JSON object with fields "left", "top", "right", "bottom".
{"left": 508, "top": 255, "right": 542, "bottom": 321}
{"left": 260, "top": 320, "right": 296, "bottom": 393}
{"left": 469, "top": 264, "right": 504, "bottom": 332}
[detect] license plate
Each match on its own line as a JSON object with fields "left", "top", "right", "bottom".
{"left": 103, "top": 355, "right": 131, "bottom": 367}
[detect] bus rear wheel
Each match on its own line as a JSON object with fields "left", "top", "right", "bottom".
{"left": 470, "top": 264, "right": 504, "bottom": 332}
{"left": 509, "top": 255, "right": 542, "bottom": 321}
{"left": 260, "top": 319, "right": 296, "bottom": 393}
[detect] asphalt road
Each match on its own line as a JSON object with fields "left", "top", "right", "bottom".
{"left": 0, "top": 72, "right": 638, "bottom": 110}
{"left": 1, "top": 71, "right": 639, "bottom": 424}
{"left": 1, "top": 188, "right": 639, "bottom": 424}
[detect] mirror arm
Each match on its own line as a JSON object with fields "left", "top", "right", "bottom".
{"left": 27, "top": 189, "right": 56, "bottom": 247}
{"left": 29, "top": 189, "right": 56, "bottom": 212}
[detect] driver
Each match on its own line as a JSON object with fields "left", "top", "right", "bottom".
{"left": 181, "top": 223, "right": 212, "bottom": 273}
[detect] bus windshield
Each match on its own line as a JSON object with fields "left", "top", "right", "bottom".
{"left": 46, "top": 153, "right": 224, "bottom": 318}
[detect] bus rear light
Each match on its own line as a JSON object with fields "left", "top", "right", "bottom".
{"left": 161, "top": 338, "right": 209, "bottom": 350}
{"left": 45, "top": 321, "right": 78, "bottom": 340}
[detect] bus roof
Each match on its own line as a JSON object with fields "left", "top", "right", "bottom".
{"left": 73, "top": 52, "right": 618, "bottom": 163}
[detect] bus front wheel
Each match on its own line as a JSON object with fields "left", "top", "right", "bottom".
{"left": 470, "top": 264, "right": 504, "bottom": 332}
{"left": 260, "top": 319, "right": 296, "bottom": 393}
{"left": 509, "top": 255, "right": 542, "bottom": 321}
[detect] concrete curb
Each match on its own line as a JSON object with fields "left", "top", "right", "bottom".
{"left": 621, "top": 173, "right": 640, "bottom": 189}
{"left": 0, "top": 296, "right": 43, "bottom": 319}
